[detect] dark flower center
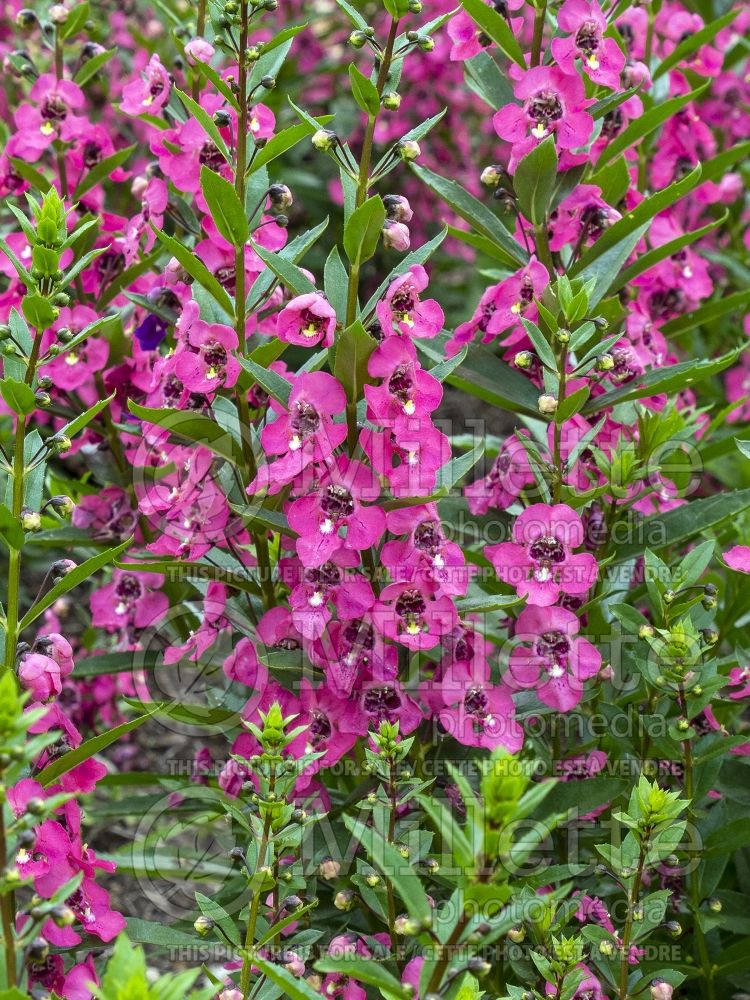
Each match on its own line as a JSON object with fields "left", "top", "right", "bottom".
{"left": 575, "top": 20, "right": 601, "bottom": 53}
{"left": 309, "top": 710, "right": 332, "bottom": 746}
{"left": 305, "top": 561, "right": 342, "bottom": 590}
{"left": 464, "top": 685, "right": 489, "bottom": 716}
{"left": 321, "top": 484, "right": 355, "bottom": 521}
{"left": 395, "top": 587, "right": 427, "bottom": 634}
{"left": 115, "top": 573, "right": 143, "bottom": 601}
{"left": 529, "top": 535, "right": 565, "bottom": 563}
{"left": 215, "top": 265, "right": 236, "bottom": 291}
{"left": 536, "top": 629, "right": 570, "bottom": 662}
{"left": 388, "top": 365, "right": 414, "bottom": 403}
{"left": 413, "top": 519, "right": 442, "bottom": 557}
{"left": 199, "top": 140, "right": 225, "bottom": 171}
{"left": 290, "top": 401, "right": 320, "bottom": 439}
{"left": 41, "top": 95, "right": 68, "bottom": 122}
{"left": 526, "top": 90, "right": 564, "bottom": 125}
{"left": 363, "top": 685, "right": 402, "bottom": 717}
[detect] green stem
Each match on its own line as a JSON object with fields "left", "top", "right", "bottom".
{"left": 192, "top": 0, "right": 208, "bottom": 101}
{"left": 530, "top": 2, "right": 547, "bottom": 67}
{"left": 233, "top": 0, "right": 274, "bottom": 610}
{"left": 618, "top": 842, "right": 646, "bottom": 1000}
{"left": 0, "top": 805, "right": 16, "bottom": 989}
{"left": 240, "top": 766, "right": 276, "bottom": 998}
{"left": 680, "top": 687, "right": 715, "bottom": 1000}
{"left": 552, "top": 344, "right": 567, "bottom": 503}
{"left": 344, "top": 17, "right": 399, "bottom": 330}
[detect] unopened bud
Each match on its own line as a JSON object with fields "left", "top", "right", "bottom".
{"left": 382, "top": 91, "right": 401, "bottom": 110}
{"left": 481, "top": 164, "right": 502, "bottom": 187}
{"left": 334, "top": 889, "right": 355, "bottom": 911}
{"left": 312, "top": 129, "right": 336, "bottom": 151}
{"left": 708, "top": 897, "right": 722, "bottom": 913}
{"left": 556, "top": 328, "right": 571, "bottom": 344}
{"left": 597, "top": 353, "right": 615, "bottom": 371}
{"left": 319, "top": 857, "right": 340, "bottom": 880}
{"left": 49, "top": 4, "right": 68, "bottom": 23}
{"left": 515, "top": 350, "right": 533, "bottom": 369}
{"left": 639, "top": 625, "right": 655, "bottom": 639}
{"left": 268, "top": 183, "right": 293, "bottom": 209}
{"left": 701, "top": 629, "right": 718, "bottom": 646}
{"left": 650, "top": 982, "right": 673, "bottom": 1000}
{"left": 507, "top": 926, "right": 525, "bottom": 943}
{"left": 194, "top": 915, "right": 214, "bottom": 936}
{"left": 349, "top": 30, "right": 367, "bottom": 47}
{"left": 662, "top": 590, "right": 676, "bottom": 605}
{"left": 20, "top": 509, "right": 41, "bottom": 532}
{"left": 398, "top": 139, "right": 421, "bottom": 161}
{"left": 538, "top": 393, "right": 558, "bottom": 415}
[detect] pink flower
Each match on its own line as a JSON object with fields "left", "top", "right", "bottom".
{"left": 551, "top": 0, "right": 626, "bottom": 89}
{"left": 287, "top": 457, "right": 386, "bottom": 567}
{"left": 438, "top": 661, "right": 523, "bottom": 751}
{"left": 382, "top": 503, "right": 469, "bottom": 597}
{"left": 9, "top": 75, "right": 86, "bottom": 161}
{"left": 486, "top": 503, "right": 598, "bottom": 606}
{"left": 509, "top": 605, "right": 601, "bottom": 710}
{"left": 366, "top": 334, "right": 442, "bottom": 426}
{"left": 376, "top": 264, "right": 444, "bottom": 338}
{"left": 121, "top": 54, "right": 171, "bottom": 116}
{"left": 253, "top": 372, "right": 347, "bottom": 492}
{"left": 493, "top": 66, "right": 594, "bottom": 168}
{"left": 372, "top": 580, "right": 456, "bottom": 650}
{"left": 465, "top": 434, "right": 534, "bottom": 514}
{"left": 723, "top": 544, "right": 750, "bottom": 573}
{"left": 184, "top": 37, "right": 215, "bottom": 63}
{"left": 276, "top": 292, "right": 337, "bottom": 348}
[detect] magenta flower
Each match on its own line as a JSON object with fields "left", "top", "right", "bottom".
{"left": 361, "top": 422, "right": 451, "bottom": 498}
{"left": 289, "top": 679, "right": 363, "bottom": 779}
{"left": 285, "top": 552, "right": 375, "bottom": 639}
{"left": 253, "top": 372, "right": 347, "bottom": 492}
{"left": 549, "top": 184, "right": 622, "bottom": 252}
{"left": 365, "top": 335, "right": 442, "bottom": 426}
{"left": 358, "top": 678, "right": 423, "bottom": 734}
{"left": 438, "top": 662, "right": 523, "bottom": 751}
{"left": 372, "top": 580, "right": 456, "bottom": 650}
{"left": 508, "top": 604, "right": 601, "bottom": 710}
{"left": 551, "top": 0, "right": 626, "bottom": 89}
{"left": 723, "top": 544, "right": 750, "bottom": 573}
{"left": 486, "top": 503, "right": 598, "bottom": 606}
{"left": 121, "top": 54, "right": 171, "bottom": 116}
{"left": 90, "top": 569, "right": 167, "bottom": 634}
{"left": 465, "top": 433, "right": 534, "bottom": 514}
{"left": 376, "top": 264, "right": 444, "bottom": 338}
{"left": 276, "top": 292, "right": 337, "bottom": 348}
{"left": 287, "top": 457, "right": 386, "bottom": 567}
{"left": 10, "top": 75, "right": 86, "bottom": 161}
{"left": 493, "top": 66, "right": 594, "bottom": 167}
{"left": 18, "top": 634, "right": 75, "bottom": 702}
{"left": 382, "top": 503, "right": 469, "bottom": 597}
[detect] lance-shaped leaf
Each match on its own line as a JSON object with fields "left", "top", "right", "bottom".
{"left": 343, "top": 194, "right": 386, "bottom": 266}
{"left": 461, "top": 0, "right": 525, "bottom": 66}
{"left": 152, "top": 228, "right": 233, "bottom": 317}
{"left": 200, "top": 166, "right": 248, "bottom": 247}
{"left": 513, "top": 136, "right": 558, "bottom": 226}
{"left": 333, "top": 321, "right": 377, "bottom": 404}
{"left": 128, "top": 400, "right": 244, "bottom": 464}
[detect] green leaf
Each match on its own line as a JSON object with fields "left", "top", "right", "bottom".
{"left": 436, "top": 440, "right": 485, "bottom": 491}
{"left": 595, "top": 83, "right": 709, "bottom": 169}
{"left": 0, "top": 377, "right": 36, "bottom": 416}
{"left": 0, "top": 504, "right": 24, "bottom": 552}
{"left": 195, "top": 892, "right": 241, "bottom": 946}
{"left": 74, "top": 47, "right": 116, "bottom": 86}
{"left": 571, "top": 166, "right": 702, "bottom": 281}
{"left": 583, "top": 348, "right": 739, "bottom": 414}
{"left": 18, "top": 537, "right": 132, "bottom": 632}
{"left": 247, "top": 218, "right": 328, "bottom": 306}
{"left": 333, "top": 321, "right": 377, "bottom": 404}
{"left": 73, "top": 144, "right": 136, "bottom": 200}
{"left": 398, "top": 109, "right": 448, "bottom": 146}
{"left": 58, "top": 1, "right": 89, "bottom": 39}
{"left": 333, "top": 0, "right": 368, "bottom": 29}
{"left": 610, "top": 489, "right": 750, "bottom": 564}
{"left": 73, "top": 650, "right": 160, "bottom": 678}
{"left": 513, "top": 136, "right": 558, "bottom": 225}
{"left": 199, "top": 166, "right": 248, "bottom": 246}
{"left": 22, "top": 294, "right": 56, "bottom": 331}
{"left": 652, "top": 9, "right": 739, "bottom": 79}
{"left": 612, "top": 214, "right": 725, "bottom": 293}
{"left": 127, "top": 400, "right": 243, "bottom": 464}
{"left": 249, "top": 954, "right": 323, "bottom": 1000}
{"left": 315, "top": 957, "right": 409, "bottom": 998}
{"left": 343, "top": 194, "right": 386, "bottom": 266}
{"left": 237, "top": 356, "right": 293, "bottom": 406}
{"left": 418, "top": 332, "right": 539, "bottom": 416}
{"left": 660, "top": 289, "right": 750, "bottom": 339}
{"left": 174, "top": 87, "right": 230, "bottom": 164}
{"left": 411, "top": 163, "right": 528, "bottom": 267}
{"left": 324, "top": 245, "right": 349, "bottom": 321}
{"left": 249, "top": 115, "right": 334, "bottom": 175}
{"left": 556, "top": 385, "right": 590, "bottom": 422}
{"left": 8, "top": 156, "right": 52, "bottom": 193}
{"left": 59, "top": 392, "right": 115, "bottom": 440}
{"left": 152, "top": 228, "right": 233, "bottom": 318}
{"left": 249, "top": 239, "right": 317, "bottom": 297}
{"left": 349, "top": 65, "right": 380, "bottom": 117}
{"left": 460, "top": 0, "right": 525, "bottom": 67}
{"left": 344, "top": 815, "right": 432, "bottom": 924}
{"left": 37, "top": 705, "right": 157, "bottom": 786}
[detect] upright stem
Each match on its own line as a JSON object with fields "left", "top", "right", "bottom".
{"left": 617, "top": 842, "right": 646, "bottom": 1000}
{"left": 0, "top": 807, "right": 16, "bottom": 988}
{"left": 344, "top": 18, "right": 399, "bottom": 329}
{"left": 233, "top": 0, "right": 275, "bottom": 609}
{"left": 680, "top": 687, "right": 715, "bottom": 1000}
{"left": 552, "top": 345, "right": 567, "bottom": 503}
{"left": 530, "top": 2, "right": 547, "bottom": 67}
{"left": 192, "top": 0, "right": 208, "bottom": 101}
{"left": 240, "top": 765, "right": 276, "bottom": 998}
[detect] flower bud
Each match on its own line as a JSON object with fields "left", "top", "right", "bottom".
{"left": 394, "top": 915, "right": 420, "bottom": 935}
{"left": 48, "top": 433, "right": 71, "bottom": 454}
{"left": 507, "top": 926, "right": 525, "bottom": 943}
{"left": 662, "top": 590, "right": 675, "bottom": 605}
{"left": 650, "top": 980, "right": 673, "bottom": 1000}
{"left": 334, "top": 889, "right": 355, "bottom": 911}
{"left": 398, "top": 139, "right": 421, "bottom": 161}
{"left": 319, "top": 857, "right": 340, "bottom": 880}
{"left": 708, "top": 897, "right": 722, "bottom": 913}
{"left": 48, "top": 495, "right": 75, "bottom": 516}
{"left": 20, "top": 508, "right": 41, "bottom": 532}
{"left": 639, "top": 624, "right": 655, "bottom": 638}
{"left": 701, "top": 628, "right": 718, "bottom": 646}
{"left": 515, "top": 351, "right": 533, "bottom": 369}
{"left": 29, "top": 937, "right": 49, "bottom": 961}
{"left": 382, "top": 91, "right": 401, "bottom": 110}
{"left": 312, "top": 129, "right": 336, "bottom": 151}
{"left": 383, "top": 194, "right": 413, "bottom": 222}
{"left": 260, "top": 75, "right": 275, "bottom": 89}
{"left": 51, "top": 559, "right": 76, "bottom": 582}
{"left": 417, "top": 36, "right": 435, "bottom": 51}
{"left": 596, "top": 353, "right": 615, "bottom": 371}
{"left": 269, "top": 183, "right": 293, "bottom": 209}
{"left": 556, "top": 328, "right": 571, "bottom": 344}
{"left": 51, "top": 904, "right": 76, "bottom": 927}
{"left": 219, "top": 991, "right": 243, "bottom": 1000}
{"left": 664, "top": 920, "right": 681, "bottom": 938}
{"left": 364, "top": 871, "right": 380, "bottom": 887}
{"left": 194, "top": 915, "right": 215, "bottom": 936}
{"left": 538, "top": 393, "right": 558, "bottom": 415}
{"left": 49, "top": 4, "right": 68, "bottom": 23}
{"left": 599, "top": 940, "right": 615, "bottom": 956}
{"left": 16, "top": 8, "right": 38, "bottom": 28}
{"left": 481, "top": 164, "right": 503, "bottom": 187}
{"left": 27, "top": 797, "right": 46, "bottom": 816}
{"left": 408, "top": 0, "right": 422, "bottom": 11}
{"left": 349, "top": 30, "right": 367, "bottom": 47}
{"left": 382, "top": 221, "right": 410, "bottom": 252}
